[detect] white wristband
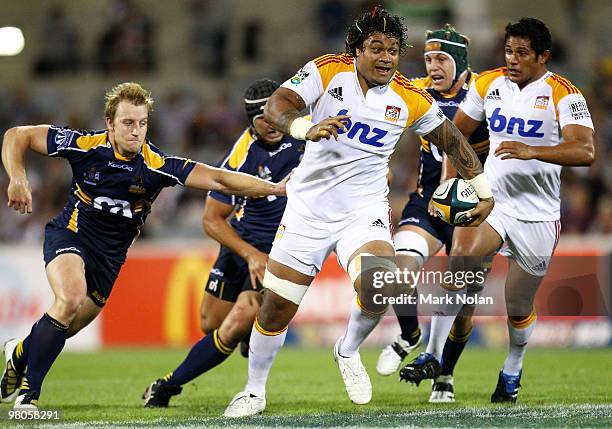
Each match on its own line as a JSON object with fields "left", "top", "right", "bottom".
{"left": 289, "top": 117, "right": 315, "bottom": 140}
{"left": 467, "top": 173, "right": 493, "bottom": 199}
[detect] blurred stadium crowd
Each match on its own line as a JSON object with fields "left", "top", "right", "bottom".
{"left": 0, "top": 0, "right": 610, "bottom": 244}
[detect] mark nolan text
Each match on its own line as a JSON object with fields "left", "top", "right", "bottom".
{"left": 372, "top": 293, "right": 493, "bottom": 306}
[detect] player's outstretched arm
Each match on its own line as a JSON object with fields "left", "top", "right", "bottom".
{"left": 425, "top": 118, "right": 493, "bottom": 226}
{"left": 2, "top": 125, "right": 50, "bottom": 214}
{"left": 425, "top": 118, "right": 483, "bottom": 181}
{"left": 440, "top": 108, "right": 484, "bottom": 182}
{"left": 203, "top": 198, "right": 268, "bottom": 288}
{"left": 494, "top": 124, "right": 595, "bottom": 166}
{"left": 184, "top": 163, "right": 286, "bottom": 198}
{"left": 264, "top": 87, "right": 349, "bottom": 142}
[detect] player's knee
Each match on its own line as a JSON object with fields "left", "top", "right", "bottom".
{"left": 200, "top": 308, "right": 222, "bottom": 335}
{"left": 258, "top": 288, "right": 298, "bottom": 331}
{"left": 53, "top": 292, "right": 86, "bottom": 319}
{"left": 350, "top": 253, "right": 399, "bottom": 315}
{"left": 449, "top": 239, "right": 479, "bottom": 257}
{"left": 506, "top": 299, "right": 534, "bottom": 319}
{"left": 200, "top": 313, "right": 216, "bottom": 335}
{"left": 219, "top": 306, "right": 257, "bottom": 347}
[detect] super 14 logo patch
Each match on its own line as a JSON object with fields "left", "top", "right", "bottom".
{"left": 384, "top": 105, "right": 401, "bottom": 122}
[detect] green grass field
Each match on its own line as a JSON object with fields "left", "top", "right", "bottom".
{"left": 1, "top": 347, "right": 611, "bottom": 427}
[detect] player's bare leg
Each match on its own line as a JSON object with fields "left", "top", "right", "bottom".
{"left": 199, "top": 292, "right": 234, "bottom": 335}
{"left": 144, "top": 291, "right": 263, "bottom": 408}
{"left": 66, "top": 297, "right": 103, "bottom": 338}
{"left": 335, "top": 240, "right": 396, "bottom": 404}
{"left": 224, "top": 260, "right": 313, "bottom": 417}
{"left": 401, "top": 222, "right": 501, "bottom": 385}
{"left": 217, "top": 291, "right": 263, "bottom": 348}
{"left": 491, "top": 259, "right": 543, "bottom": 403}
{"left": 12, "top": 254, "right": 88, "bottom": 409}
{"left": 377, "top": 226, "right": 440, "bottom": 375}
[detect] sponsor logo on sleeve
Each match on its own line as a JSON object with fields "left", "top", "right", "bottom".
{"left": 290, "top": 67, "right": 310, "bottom": 85}
{"left": 569, "top": 100, "right": 590, "bottom": 120}
{"left": 54, "top": 128, "right": 74, "bottom": 150}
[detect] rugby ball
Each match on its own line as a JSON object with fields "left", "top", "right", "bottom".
{"left": 431, "top": 178, "right": 479, "bottom": 225}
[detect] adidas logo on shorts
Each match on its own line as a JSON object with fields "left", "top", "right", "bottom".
{"left": 328, "top": 86, "right": 343, "bottom": 101}
{"left": 531, "top": 260, "right": 547, "bottom": 273}
{"left": 370, "top": 218, "right": 387, "bottom": 229}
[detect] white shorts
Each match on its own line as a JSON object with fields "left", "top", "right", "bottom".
{"left": 269, "top": 199, "right": 394, "bottom": 276}
{"left": 486, "top": 204, "right": 561, "bottom": 277}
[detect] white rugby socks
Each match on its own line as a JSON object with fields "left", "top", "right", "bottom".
{"left": 425, "top": 286, "right": 465, "bottom": 361}
{"left": 244, "top": 319, "right": 287, "bottom": 398}
{"left": 426, "top": 315, "right": 456, "bottom": 361}
{"left": 339, "top": 297, "right": 382, "bottom": 357}
{"left": 503, "top": 310, "right": 537, "bottom": 375}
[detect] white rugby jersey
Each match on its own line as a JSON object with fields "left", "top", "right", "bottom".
{"left": 282, "top": 54, "right": 445, "bottom": 221}
{"left": 460, "top": 67, "right": 594, "bottom": 221}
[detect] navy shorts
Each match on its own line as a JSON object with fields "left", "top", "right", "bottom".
{"left": 205, "top": 246, "right": 264, "bottom": 302}
{"left": 398, "top": 192, "right": 454, "bottom": 255}
{"left": 43, "top": 223, "right": 125, "bottom": 307}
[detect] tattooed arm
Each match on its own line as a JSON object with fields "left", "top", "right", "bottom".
{"left": 423, "top": 118, "right": 494, "bottom": 226}
{"left": 264, "top": 87, "right": 349, "bottom": 141}
{"left": 424, "top": 118, "right": 483, "bottom": 180}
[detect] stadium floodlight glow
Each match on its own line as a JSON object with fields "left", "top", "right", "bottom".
{"left": 0, "top": 27, "right": 25, "bottom": 56}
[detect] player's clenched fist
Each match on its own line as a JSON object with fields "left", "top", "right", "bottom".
{"left": 7, "top": 177, "right": 32, "bottom": 214}
{"left": 305, "top": 115, "right": 350, "bottom": 142}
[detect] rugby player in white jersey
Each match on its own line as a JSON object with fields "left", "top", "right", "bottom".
{"left": 399, "top": 18, "right": 595, "bottom": 403}
{"left": 375, "top": 24, "right": 492, "bottom": 404}
{"left": 223, "top": 7, "right": 494, "bottom": 417}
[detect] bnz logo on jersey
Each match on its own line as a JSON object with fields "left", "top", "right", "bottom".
{"left": 488, "top": 107, "right": 544, "bottom": 138}
{"left": 336, "top": 109, "right": 388, "bottom": 147}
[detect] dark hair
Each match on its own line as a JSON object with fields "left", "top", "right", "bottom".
{"left": 504, "top": 18, "right": 552, "bottom": 56}
{"left": 244, "top": 79, "right": 279, "bottom": 124}
{"left": 345, "top": 6, "right": 409, "bottom": 57}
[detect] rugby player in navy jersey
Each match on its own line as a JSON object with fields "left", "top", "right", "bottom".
{"left": 142, "top": 79, "right": 304, "bottom": 408}
{"left": 374, "top": 25, "right": 490, "bottom": 402}
{"left": 0, "top": 82, "right": 287, "bottom": 410}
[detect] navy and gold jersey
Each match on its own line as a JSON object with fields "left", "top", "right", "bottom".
{"left": 47, "top": 126, "right": 196, "bottom": 257}
{"left": 412, "top": 72, "right": 489, "bottom": 199}
{"left": 209, "top": 127, "right": 304, "bottom": 249}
